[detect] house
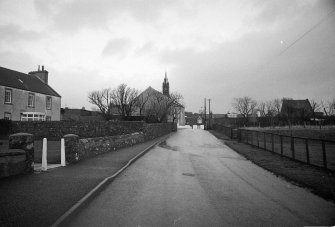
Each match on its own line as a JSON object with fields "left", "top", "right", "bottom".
{"left": 134, "top": 74, "right": 185, "bottom": 125}
{"left": 0, "top": 66, "right": 61, "bottom": 121}
{"left": 281, "top": 99, "right": 313, "bottom": 118}
{"left": 61, "top": 107, "right": 104, "bottom": 121}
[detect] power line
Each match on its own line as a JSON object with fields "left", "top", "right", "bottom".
{"left": 278, "top": 7, "right": 335, "bottom": 57}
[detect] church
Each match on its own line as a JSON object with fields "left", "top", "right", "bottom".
{"left": 135, "top": 73, "right": 185, "bottom": 125}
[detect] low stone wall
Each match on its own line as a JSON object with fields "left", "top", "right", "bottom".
{"left": 10, "top": 121, "right": 146, "bottom": 140}
{"left": 144, "top": 123, "right": 177, "bottom": 140}
{"left": 64, "top": 133, "right": 145, "bottom": 163}
{"left": 63, "top": 122, "right": 176, "bottom": 164}
{"left": 0, "top": 133, "right": 34, "bottom": 178}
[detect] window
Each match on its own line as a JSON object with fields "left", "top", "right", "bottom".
{"left": 46, "top": 96, "right": 52, "bottom": 110}
{"left": 28, "top": 93, "right": 35, "bottom": 107}
{"left": 21, "top": 112, "right": 45, "bottom": 121}
{"left": 4, "top": 112, "right": 11, "bottom": 120}
{"left": 4, "top": 88, "right": 12, "bottom": 104}
{"left": 46, "top": 116, "right": 51, "bottom": 121}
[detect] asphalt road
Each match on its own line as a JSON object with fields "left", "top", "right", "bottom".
{"left": 66, "top": 127, "right": 335, "bottom": 226}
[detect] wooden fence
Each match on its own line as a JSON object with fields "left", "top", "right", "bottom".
{"left": 237, "top": 129, "right": 335, "bottom": 172}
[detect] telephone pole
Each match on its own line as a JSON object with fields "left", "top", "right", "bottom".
{"left": 208, "top": 99, "right": 211, "bottom": 129}
{"left": 204, "top": 98, "right": 207, "bottom": 129}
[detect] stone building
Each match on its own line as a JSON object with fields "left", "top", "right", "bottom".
{"left": 0, "top": 66, "right": 61, "bottom": 121}
{"left": 135, "top": 73, "right": 185, "bottom": 125}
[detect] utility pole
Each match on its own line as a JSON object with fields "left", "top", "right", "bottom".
{"left": 208, "top": 99, "right": 211, "bottom": 129}
{"left": 204, "top": 98, "right": 207, "bottom": 130}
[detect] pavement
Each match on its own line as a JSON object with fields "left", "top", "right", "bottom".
{"left": 0, "top": 133, "right": 171, "bottom": 227}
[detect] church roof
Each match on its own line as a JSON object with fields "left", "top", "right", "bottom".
{"left": 0, "top": 66, "right": 61, "bottom": 97}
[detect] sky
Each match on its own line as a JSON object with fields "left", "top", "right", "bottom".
{"left": 1, "top": 0, "right": 334, "bottom": 114}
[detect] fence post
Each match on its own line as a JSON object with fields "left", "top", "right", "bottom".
{"left": 252, "top": 131, "right": 255, "bottom": 146}
{"left": 238, "top": 129, "right": 241, "bottom": 142}
{"left": 263, "top": 132, "right": 266, "bottom": 150}
{"left": 290, "top": 136, "right": 295, "bottom": 159}
{"left": 305, "top": 139, "right": 310, "bottom": 164}
{"left": 280, "top": 135, "right": 283, "bottom": 157}
{"left": 41, "top": 138, "right": 47, "bottom": 171}
{"left": 321, "top": 140, "right": 327, "bottom": 169}
{"left": 61, "top": 138, "right": 66, "bottom": 166}
{"left": 271, "top": 134, "right": 274, "bottom": 152}
{"left": 230, "top": 127, "right": 233, "bottom": 139}
{"left": 257, "top": 131, "right": 259, "bottom": 148}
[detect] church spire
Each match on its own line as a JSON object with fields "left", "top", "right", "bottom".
{"left": 162, "top": 72, "right": 170, "bottom": 97}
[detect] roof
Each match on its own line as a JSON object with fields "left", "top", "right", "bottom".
{"left": 138, "top": 86, "right": 184, "bottom": 108}
{"left": 0, "top": 66, "right": 61, "bottom": 97}
{"left": 281, "top": 99, "right": 312, "bottom": 110}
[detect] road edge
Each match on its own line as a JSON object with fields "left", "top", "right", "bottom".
{"left": 51, "top": 134, "right": 171, "bottom": 227}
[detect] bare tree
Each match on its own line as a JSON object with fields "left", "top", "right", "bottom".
{"left": 232, "top": 96, "right": 257, "bottom": 124}
{"left": 258, "top": 102, "right": 267, "bottom": 117}
{"left": 273, "top": 98, "right": 282, "bottom": 116}
{"left": 142, "top": 90, "right": 183, "bottom": 123}
{"left": 111, "top": 84, "right": 139, "bottom": 117}
{"left": 310, "top": 99, "right": 320, "bottom": 120}
{"left": 88, "top": 88, "right": 113, "bottom": 120}
{"left": 265, "top": 101, "right": 276, "bottom": 116}
{"left": 321, "top": 98, "right": 335, "bottom": 116}
{"left": 135, "top": 88, "right": 154, "bottom": 116}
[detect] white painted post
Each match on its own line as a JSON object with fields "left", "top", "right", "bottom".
{"left": 41, "top": 138, "right": 48, "bottom": 171}
{"left": 61, "top": 138, "right": 66, "bottom": 166}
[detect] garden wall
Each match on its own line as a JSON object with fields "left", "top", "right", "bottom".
{"left": 64, "top": 132, "right": 145, "bottom": 163}
{"left": 64, "top": 122, "right": 177, "bottom": 163}
{"left": 10, "top": 121, "right": 146, "bottom": 139}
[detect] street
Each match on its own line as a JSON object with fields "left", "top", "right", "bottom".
{"left": 66, "top": 127, "right": 335, "bottom": 226}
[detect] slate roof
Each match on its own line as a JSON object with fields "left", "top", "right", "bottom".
{"left": 138, "top": 86, "right": 184, "bottom": 108}
{"left": 281, "top": 99, "right": 312, "bottom": 116}
{"left": 0, "top": 66, "right": 61, "bottom": 97}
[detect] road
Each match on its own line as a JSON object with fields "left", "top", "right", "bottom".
{"left": 66, "top": 127, "right": 335, "bottom": 226}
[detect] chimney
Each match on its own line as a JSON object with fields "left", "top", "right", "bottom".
{"left": 29, "top": 65, "right": 49, "bottom": 84}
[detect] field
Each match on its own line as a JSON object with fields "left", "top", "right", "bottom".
{"left": 246, "top": 125, "right": 335, "bottom": 140}
{"left": 240, "top": 126, "right": 335, "bottom": 171}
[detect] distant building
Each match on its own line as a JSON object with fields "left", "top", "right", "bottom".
{"left": 61, "top": 108, "right": 104, "bottom": 121}
{"left": 135, "top": 74, "right": 185, "bottom": 125}
{"left": 281, "top": 99, "right": 313, "bottom": 118}
{"left": 212, "top": 113, "right": 227, "bottom": 119}
{"left": 0, "top": 66, "right": 61, "bottom": 121}
{"left": 227, "top": 112, "right": 241, "bottom": 118}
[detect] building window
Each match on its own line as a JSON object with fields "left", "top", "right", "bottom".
{"left": 46, "top": 116, "right": 51, "bottom": 121}
{"left": 4, "top": 112, "right": 11, "bottom": 120}
{"left": 28, "top": 93, "right": 35, "bottom": 107}
{"left": 46, "top": 96, "right": 52, "bottom": 110}
{"left": 21, "top": 112, "right": 45, "bottom": 121}
{"left": 4, "top": 88, "right": 12, "bottom": 104}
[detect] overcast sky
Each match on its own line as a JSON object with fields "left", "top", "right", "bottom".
{"left": 1, "top": 0, "right": 334, "bottom": 113}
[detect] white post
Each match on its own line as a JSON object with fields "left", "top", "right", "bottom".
{"left": 61, "top": 138, "right": 66, "bottom": 166}
{"left": 41, "top": 138, "right": 48, "bottom": 171}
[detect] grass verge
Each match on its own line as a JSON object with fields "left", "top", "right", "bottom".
{"left": 209, "top": 130, "right": 335, "bottom": 202}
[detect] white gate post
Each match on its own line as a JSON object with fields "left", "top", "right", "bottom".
{"left": 41, "top": 138, "right": 48, "bottom": 171}
{"left": 61, "top": 138, "right": 66, "bottom": 166}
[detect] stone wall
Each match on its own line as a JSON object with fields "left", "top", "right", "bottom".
{"left": 64, "top": 133, "right": 145, "bottom": 163}
{"left": 63, "top": 122, "right": 176, "bottom": 164}
{"left": 144, "top": 123, "right": 177, "bottom": 140}
{"left": 10, "top": 121, "right": 146, "bottom": 139}
{"left": 0, "top": 133, "right": 34, "bottom": 178}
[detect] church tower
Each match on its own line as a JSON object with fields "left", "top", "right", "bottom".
{"left": 162, "top": 72, "right": 170, "bottom": 97}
